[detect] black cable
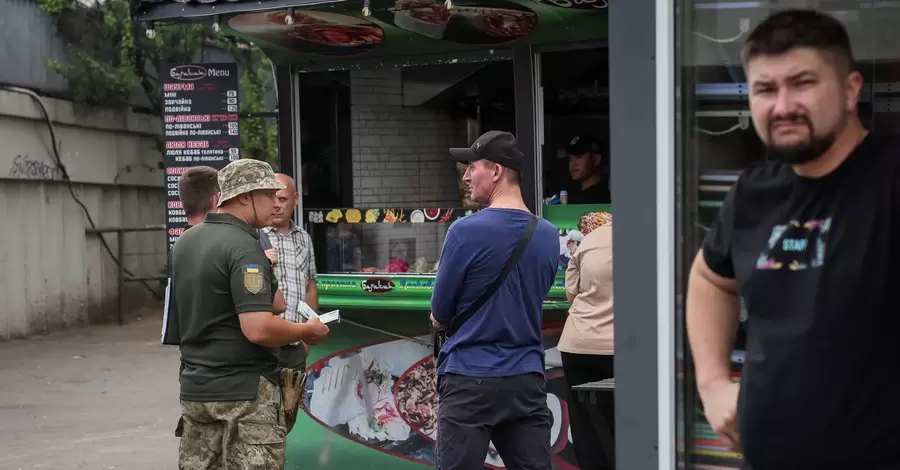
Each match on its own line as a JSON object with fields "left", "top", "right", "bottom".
{"left": 1, "top": 86, "right": 163, "bottom": 300}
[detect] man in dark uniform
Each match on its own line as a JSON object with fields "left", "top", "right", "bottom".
{"left": 179, "top": 165, "right": 220, "bottom": 229}
{"left": 162, "top": 166, "right": 219, "bottom": 345}
{"left": 565, "top": 135, "right": 611, "bottom": 204}
{"left": 169, "top": 159, "right": 330, "bottom": 469}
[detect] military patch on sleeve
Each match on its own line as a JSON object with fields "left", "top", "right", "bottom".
{"left": 243, "top": 264, "right": 264, "bottom": 294}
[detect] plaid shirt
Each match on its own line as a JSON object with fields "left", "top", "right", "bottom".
{"left": 262, "top": 224, "right": 317, "bottom": 327}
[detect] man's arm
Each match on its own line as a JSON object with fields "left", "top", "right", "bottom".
{"left": 303, "top": 231, "right": 319, "bottom": 312}
{"left": 229, "top": 248, "right": 329, "bottom": 347}
{"left": 685, "top": 183, "right": 742, "bottom": 450}
{"left": 240, "top": 312, "right": 329, "bottom": 347}
{"left": 273, "top": 288, "right": 287, "bottom": 314}
{"left": 687, "top": 183, "right": 741, "bottom": 390}
{"left": 306, "top": 282, "right": 318, "bottom": 313}
{"left": 431, "top": 231, "right": 465, "bottom": 327}
{"left": 686, "top": 251, "right": 740, "bottom": 392}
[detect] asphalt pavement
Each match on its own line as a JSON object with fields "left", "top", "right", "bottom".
{"left": 0, "top": 313, "right": 180, "bottom": 470}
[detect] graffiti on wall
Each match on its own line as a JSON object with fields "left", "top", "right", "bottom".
{"left": 7, "top": 154, "right": 65, "bottom": 181}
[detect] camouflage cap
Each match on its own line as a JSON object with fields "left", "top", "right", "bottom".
{"left": 217, "top": 159, "right": 286, "bottom": 207}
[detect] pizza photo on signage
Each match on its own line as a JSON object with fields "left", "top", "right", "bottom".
{"left": 391, "top": 0, "right": 452, "bottom": 39}
{"left": 372, "top": 0, "right": 537, "bottom": 45}
{"left": 302, "top": 328, "right": 581, "bottom": 468}
{"left": 527, "top": 0, "right": 608, "bottom": 10}
{"left": 467, "top": 7, "right": 538, "bottom": 39}
{"left": 228, "top": 10, "right": 384, "bottom": 57}
{"left": 394, "top": 357, "right": 438, "bottom": 440}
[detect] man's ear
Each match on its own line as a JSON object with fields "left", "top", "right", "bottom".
{"left": 493, "top": 162, "right": 504, "bottom": 182}
{"left": 211, "top": 192, "right": 221, "bottom": 209}
{"left": 592, "top": 153, "right": 602, "bottom": 167}
{"left": 845, "top": 70, "right": 863, "bottom": 113}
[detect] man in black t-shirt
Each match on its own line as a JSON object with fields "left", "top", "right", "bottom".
{"left": 170, "top": 159, "right": 330, "bottom": 469}
{"left": 564, "top": 135, "right": 611, "bottom": 204}
{"left": 687, "top": 10, "right": 900, "bottom": 470}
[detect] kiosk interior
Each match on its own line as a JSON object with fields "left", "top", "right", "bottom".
{"left": 136, "top": 0, "right": 659, "bottom": 468}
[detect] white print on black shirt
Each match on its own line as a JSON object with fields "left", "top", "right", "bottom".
{"left": 756, "top": 218, "right": 830, "bottom": 271}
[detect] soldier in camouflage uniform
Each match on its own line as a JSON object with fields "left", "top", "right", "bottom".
{"left": 168, "top": 159, "right": 330, "bottom": 470}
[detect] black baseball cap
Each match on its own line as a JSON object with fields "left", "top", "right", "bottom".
{"left": 449, "top": 131, "right": 524, "bottom": 172}
{"left": 565, "top": 135, "right": 600, "bottom": 156}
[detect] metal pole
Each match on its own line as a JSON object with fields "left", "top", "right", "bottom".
{"left": 117, "top": 229, "right": 125, "bottom": 326}
{"left": 340, "top": 318, "right": 432, "bottom": 347}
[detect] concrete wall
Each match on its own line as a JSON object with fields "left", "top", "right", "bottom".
{"left": 0, "top": 89, "right": 165, "bottom": 339}
{"left": 346, "top": 69, "right": 464, "bottom": 272}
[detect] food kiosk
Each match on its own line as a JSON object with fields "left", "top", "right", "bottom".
{"left": 135, "top": 1, "right": 663, "bottom": 468}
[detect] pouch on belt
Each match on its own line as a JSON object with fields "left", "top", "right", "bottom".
{"left": 280, "top": 367, "right": 308, "bottom": 433}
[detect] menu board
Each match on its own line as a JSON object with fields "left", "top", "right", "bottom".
{"left": 161, "top": 63, "right": 240, "bottom": 250}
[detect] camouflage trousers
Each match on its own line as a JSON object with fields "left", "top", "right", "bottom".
{"left": 179, "top": 376, "right": 286, "bottom": 470}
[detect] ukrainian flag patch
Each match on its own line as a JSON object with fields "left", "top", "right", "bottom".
{"left": 243, "top": 264, "right": 263, "bottom": 294}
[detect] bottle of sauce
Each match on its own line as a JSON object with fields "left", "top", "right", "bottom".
{"left": 559, "top": 190, "right": 568, "bottom": 205}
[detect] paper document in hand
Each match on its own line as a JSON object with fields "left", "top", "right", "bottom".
{"left": 298, "top": 301, "right": 319, "bottom": 320}
{"left": 318, "top": 310, "right": 341, "bottom": 324}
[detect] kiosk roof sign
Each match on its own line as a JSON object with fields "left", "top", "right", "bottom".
{"left": 132, "top": 0, "right": 607, "bottom": 66}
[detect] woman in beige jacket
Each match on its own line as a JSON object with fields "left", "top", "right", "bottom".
{"left": 560, "top": 215, "right": 614, "bottom": 470}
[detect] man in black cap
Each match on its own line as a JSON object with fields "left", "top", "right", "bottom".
{"left": 431, "top": 131, "right": 560, "bottom": 470}
{"left": 565, "top": 135, "right": 611, "bottom": 204}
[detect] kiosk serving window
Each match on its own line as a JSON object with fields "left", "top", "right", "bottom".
{"left": 301, "top": 61, "right": 514, "bottom": 267}
{"left": 538, "top": 46, "right": 610, "bottom": 206}
{"left": 297, "top": 60, "right": 534, "bottom": 309}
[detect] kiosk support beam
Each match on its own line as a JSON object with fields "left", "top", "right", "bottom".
{"left": 276, "top": 65, "right": 306, "bottom": 223}
{"left": 609, "top": 0, "right": 675, "bottom": 466}
{"left": 512, "top": 46, "right": 540, "bottom": 214}
{"left": 276, "top": 65, "right": 296, "bottom": 180}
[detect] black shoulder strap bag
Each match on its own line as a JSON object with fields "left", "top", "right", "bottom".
{"left": 432, "top": 214, "right": 539, "bottom": 358}
{"left": 258, "top": 229, "right": 274, "bottom": 251}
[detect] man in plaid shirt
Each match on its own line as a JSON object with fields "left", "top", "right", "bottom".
{"left": 261, "top": 173, "right": 319, "bottom": 373}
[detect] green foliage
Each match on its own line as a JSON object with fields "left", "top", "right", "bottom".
{"left": 37, "top": 0, "right": 73, "bottom": 15}
{"left": 233, "top": 47, "right": 280, "bottom": 168}
{"left": 38, "top": 0, "right": 278, "bottom": 164}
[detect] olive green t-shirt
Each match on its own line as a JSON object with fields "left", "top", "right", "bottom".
{"left": 170, "top": 213, "right": 280, "bottom": 402}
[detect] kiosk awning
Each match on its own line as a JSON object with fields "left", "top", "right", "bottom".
{"left": 133, "top": 0, "right": 346, "bottom": 22}
{"left": 133, "top": 0, "right": 608, "bottom": 66}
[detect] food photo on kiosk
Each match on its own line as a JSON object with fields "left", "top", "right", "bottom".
{"left": 136, "top": 0, "right": 650, "bottom": 468}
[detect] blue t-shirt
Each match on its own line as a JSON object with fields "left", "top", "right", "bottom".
{"left": 431, "top": 208, "right": 559, "bottom": 378}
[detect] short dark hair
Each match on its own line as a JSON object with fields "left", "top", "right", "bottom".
{"left": 742, "top": 9, "right": 855, "bottom": 73}
{"left": 506, "top": 168, "right": 520, "bottom": 185}
{"left": 178, "top": 166, "right": 219, "bottom": 218}
{"left": 477, "top": 159, "right": 520, "bottom": 185}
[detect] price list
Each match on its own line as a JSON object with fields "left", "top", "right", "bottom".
{"left": 161, "top": 63, "right": 240, "bottom": 251}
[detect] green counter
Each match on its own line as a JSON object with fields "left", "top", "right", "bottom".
{"left": 316, "top": 273, "right": 571, "bottom": 311}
